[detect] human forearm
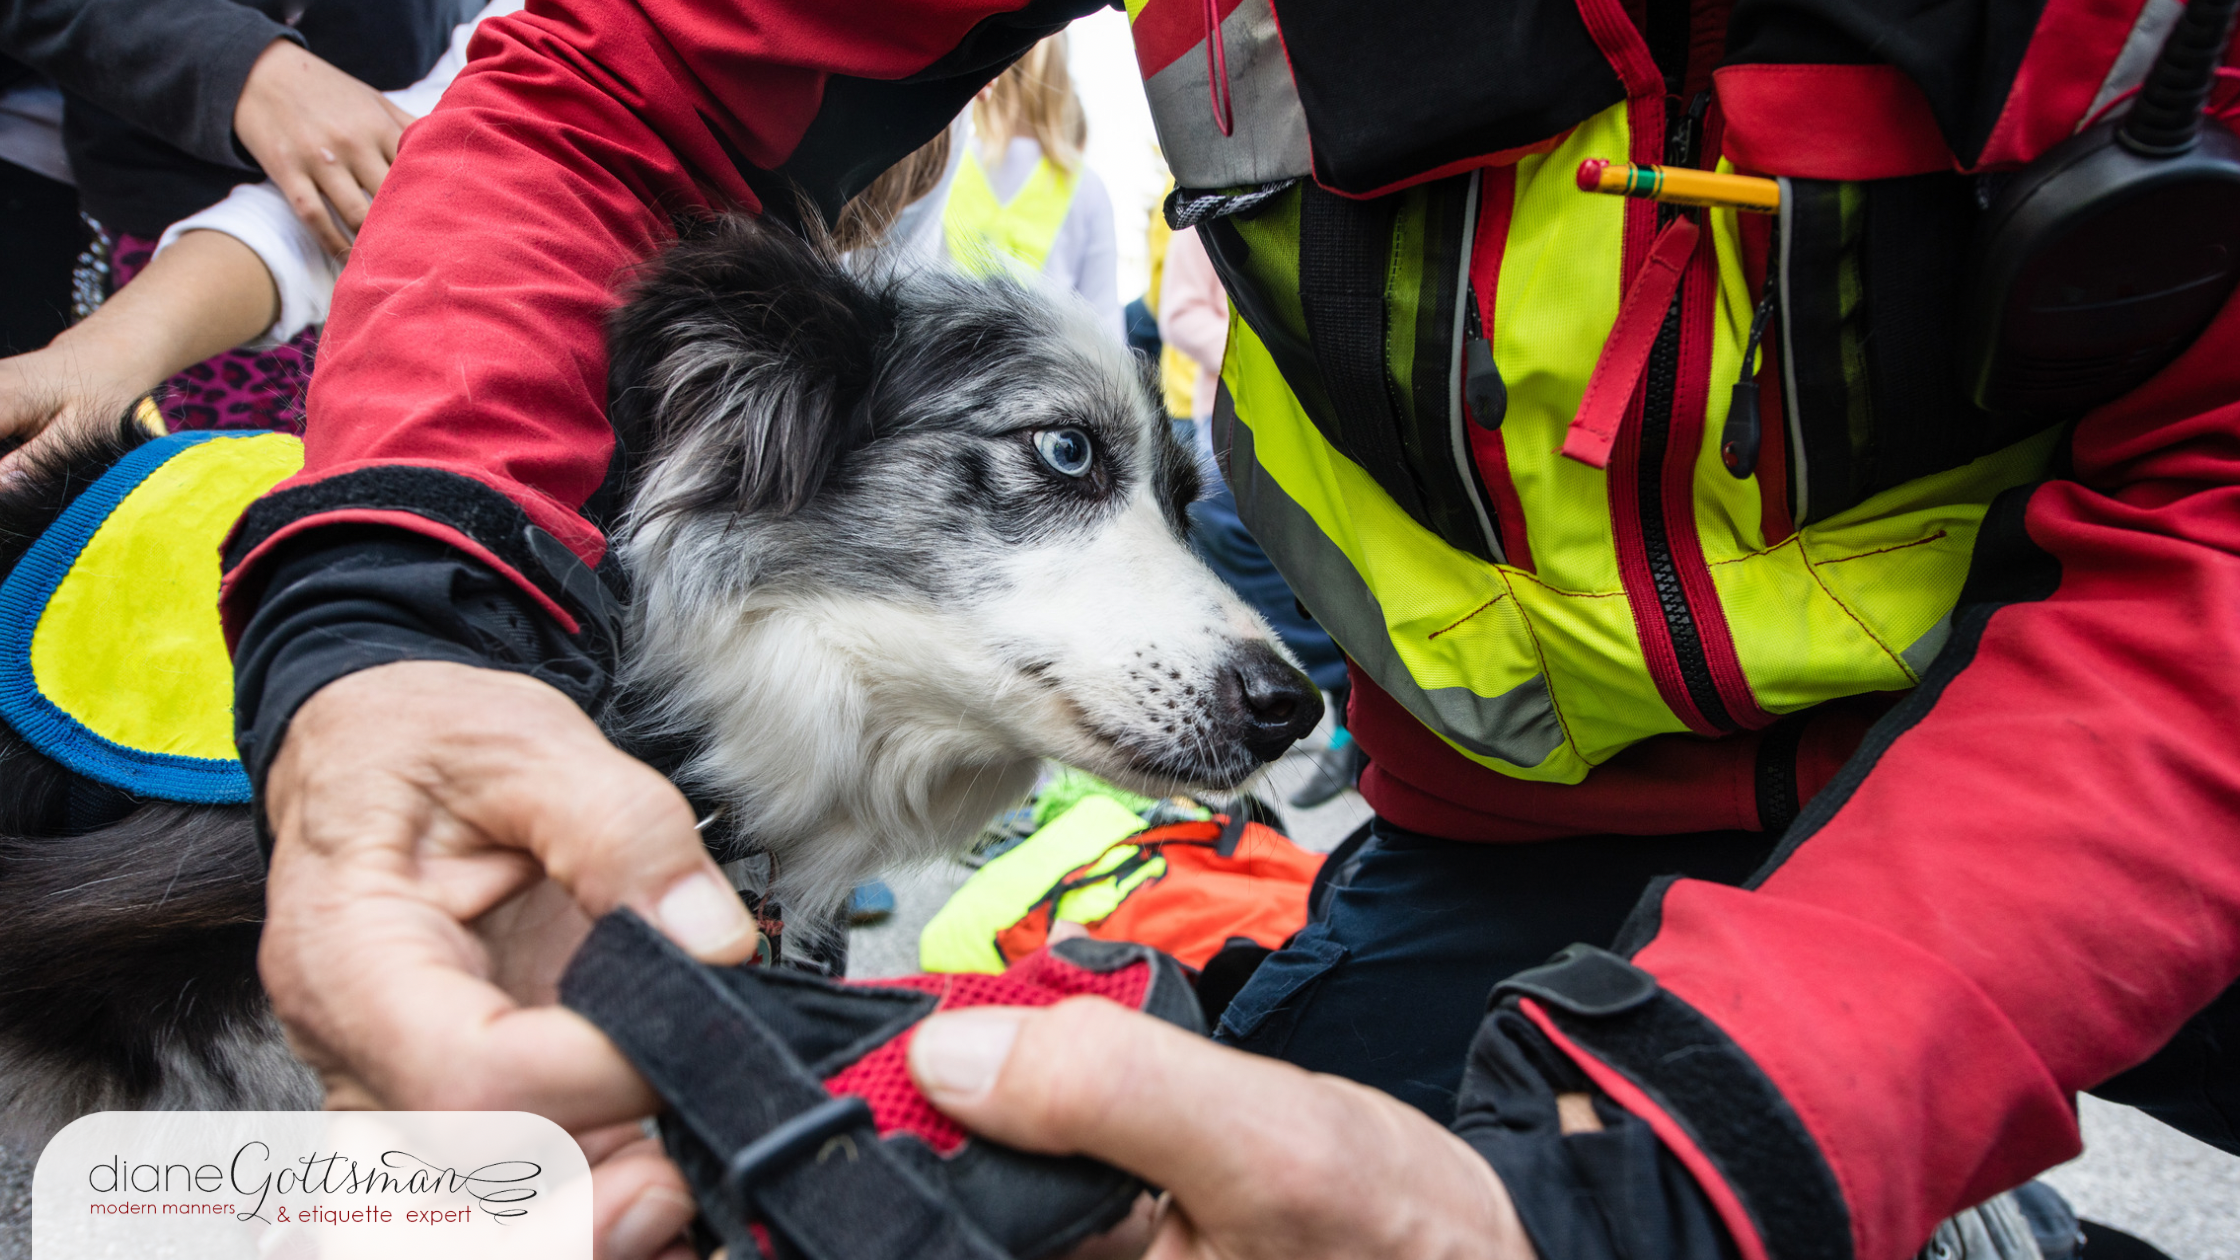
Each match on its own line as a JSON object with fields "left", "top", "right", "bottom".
{"left": 0, "top": 230, "right": 278, "bottom": 470}
{"left": 162, "top": 182, "right": 345, "bottom": 347}
{"left": 63, "top": 229, "right": 278, "bottom": 387}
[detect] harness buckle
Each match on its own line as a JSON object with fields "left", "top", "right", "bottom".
{"left": 719, "top": 1095, "right": 877, "bottom": 1211}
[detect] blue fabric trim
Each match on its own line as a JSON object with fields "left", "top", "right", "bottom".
{"left": 0, "top": 431, "right": 256, "bottom": 804}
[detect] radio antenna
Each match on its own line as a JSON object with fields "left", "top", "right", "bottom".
{"left": 2121, "top": 0, "right": 2240, "bottom": 155}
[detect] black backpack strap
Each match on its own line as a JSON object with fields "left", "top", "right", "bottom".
{"left": 559, "top": 910, "right": 1010, "bottom": 1260}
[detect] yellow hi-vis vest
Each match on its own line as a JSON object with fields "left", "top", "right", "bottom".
{"left": 943, "top": 145, "right": 1077, "bottom": 278}
{"left": 0, "top": 430, "right": 303, "bottom": 802}
{"left": 1195, "top": 102, "right": 2058, "bottom": 785}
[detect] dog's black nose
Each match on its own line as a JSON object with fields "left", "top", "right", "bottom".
{"left": 1222, "top": 644, "right": 1324, "bottom": 763}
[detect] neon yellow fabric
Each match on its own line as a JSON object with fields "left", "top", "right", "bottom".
{"left": 943, "top": 146, "right": 1077, "bottom": 277}
{"left": 1029, "top": 767, "right": 1162, "bottom": 828}
{"left": 1044, "top": 844, "right": 1168, "bottom": 925}
{"left": 1160, "top": 347, "right": 1200, "bottom": 420}
{"left": 920, "top": 794, "right": 1148, "bottom": 974}
{"left": 1216, "top": 101, "right": 2055, "bottom": 782}
{"left": 29, "top": 433, "right": 302, "bottom": 760}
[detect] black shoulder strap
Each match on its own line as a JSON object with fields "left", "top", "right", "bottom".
{"left": 1297, "top": 187, "right": 1426, "bottom": 525}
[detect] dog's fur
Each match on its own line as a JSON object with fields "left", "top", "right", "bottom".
{"left": 0, "top": 217, "right": 1317, "bottom": 1141}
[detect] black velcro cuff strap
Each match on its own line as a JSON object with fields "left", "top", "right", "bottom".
{"left": 1484, "top": 945, "right": 1854, "bottom": 1260}
{"left": 224, "top": 465, "right": 621, "bottom": 644}
{"left": 1491, "top": 943, "right": 1661, "bottom": 1017}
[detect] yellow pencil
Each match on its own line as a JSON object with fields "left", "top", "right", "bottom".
{"left": 1575, "top": 159, "right": 1782, "bottom": 213}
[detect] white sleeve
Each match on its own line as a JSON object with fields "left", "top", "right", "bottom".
{"left": 1049, "top": 168, "right": 1123, "bottom": 343}
{"left": 154, "top": 181, "right": 341, "bottom": 349}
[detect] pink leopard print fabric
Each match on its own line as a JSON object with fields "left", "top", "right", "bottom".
{"left": 111, "top": 233, "right": 316, "bottom": 435}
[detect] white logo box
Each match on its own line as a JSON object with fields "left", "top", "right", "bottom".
{"left": 35, "top": 1112, "right": 591, "bottom": 1259}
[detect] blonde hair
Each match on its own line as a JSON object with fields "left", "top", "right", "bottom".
{"left": 829, "top": 126, "right": 954, "bottom": 252}
{"left": 972, "top": 34, "right": 1087, "bottom": 174}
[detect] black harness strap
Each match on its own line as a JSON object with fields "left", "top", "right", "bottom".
{"left": 560, "top": 911, "right": 1010, "bottom": 1260}
{"left": 1297, "top": 186, "right": 1428, "bottom": 525}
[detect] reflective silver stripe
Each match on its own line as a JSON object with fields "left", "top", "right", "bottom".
{"left": 1899, "top": 611, "right": 1952, "bottom": 678}
{"left": 1220, "top": 401, "right": 1565, "bottom": 768}
{"left": 2086, "top": 0, "right": 2185, "bottom": 127}
{"left": 1775, "top": 176, "right": 1809, "bottom": 526}
{"left": 1142, "top": 0, "right": 1312, "bottom": 189}
{"left": 1444, "top": 170, "right": 1505, "bottom": 564}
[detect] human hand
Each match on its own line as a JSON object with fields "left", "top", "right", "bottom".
{"left": 0, "top": 343, "right": 155, "bottom": 485}
{"left": 909, "top": 997, "right": 1538, "bottom": 1260}
{"left": 232, "top": 38, "right": 416, "bottom": 256}
{"left": 579, "top": 1122, "right": 702, "bottom": 1260}
{"left": 260, "top": 661, "right": 758, "bottom": 1259}
{"left": 0, "top": 230, "right": 282, "bottom": 483}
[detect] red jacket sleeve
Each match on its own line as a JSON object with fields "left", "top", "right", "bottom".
{"left": 219, "top": 0, "right": 1079, "bottom": 636}
{"left": 1513, "top": 285, "right": 2240, "bottom": 1260}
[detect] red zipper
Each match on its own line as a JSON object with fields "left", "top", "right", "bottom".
{"left": 1605, "top": 85, "right": 1774, "bottom": 734}
{"left": 1663, "top": 103, "right": 1774, "bottom": 730}
{"left": 1516, "top": 0, "right": 1775, "bottom": 735}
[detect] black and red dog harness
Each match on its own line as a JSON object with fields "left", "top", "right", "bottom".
{"left": 561, "top": 910, "right": 1203, "bottom": 1260}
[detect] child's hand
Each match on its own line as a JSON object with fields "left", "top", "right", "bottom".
{"left": 0, "top": 344, "right": 149, "bottom": 484}
{"left": 233, "top": 39, "right": 417, "bottom": 257}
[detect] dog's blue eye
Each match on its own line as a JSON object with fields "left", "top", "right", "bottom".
{"left": 1034, "top": 428, "right": 1094, "bottom": 477}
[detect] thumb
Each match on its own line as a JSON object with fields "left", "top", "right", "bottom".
{"left": 908, "top": 996, "right": 1312, "bottom": 1199}
{"left": 909, "top": 998, "right": 1535, "bottom": 1260}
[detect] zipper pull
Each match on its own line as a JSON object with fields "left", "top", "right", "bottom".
{"left": 1721, "top": 380, "right": 1762, "bottom": 476}
{"left": 1723, "top": 246, "right": 1782, "bottom": 478}
{"left": 1669, "top": 90, "right": 1712, "bottom": 168}
{"left": 1462, "top": 284, "right": 1506, "bottom": 430}
{"left": 1466, "top": 341, "right": 1506, "bottom": 431}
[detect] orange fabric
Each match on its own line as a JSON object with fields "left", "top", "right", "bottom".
{"left": 993, "top": 819, "right": 1323, "bottom": 970}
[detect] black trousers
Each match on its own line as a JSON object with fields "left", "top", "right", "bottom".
{"left": 1217, "top": 816, "right": 2240, "bottom": 1156}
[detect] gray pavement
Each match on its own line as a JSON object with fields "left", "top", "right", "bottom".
{"left": 2044, "top": 1096, "right": 2240, "bottom": 1259}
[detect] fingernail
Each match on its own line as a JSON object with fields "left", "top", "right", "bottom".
{"left": 605, "top": 1186, "right": 694, "bottom": 1260}
{"left": 910, "top": 1009, "right": 1024, "bottom": 1102}
{"left": 655, "top": 872, "right": 754, "bottom": 959}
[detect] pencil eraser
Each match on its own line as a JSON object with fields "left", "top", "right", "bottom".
{"left": 1575, "top": 159, "right": 1609, "bottom": 191}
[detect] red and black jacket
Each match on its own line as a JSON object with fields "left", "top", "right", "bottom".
{"left": 227, "top": 1, "right": 2240, "bottom": 1257}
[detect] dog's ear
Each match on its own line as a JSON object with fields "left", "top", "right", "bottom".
{"left": 608, "top": 214, "right": 893, "bottom": 518}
